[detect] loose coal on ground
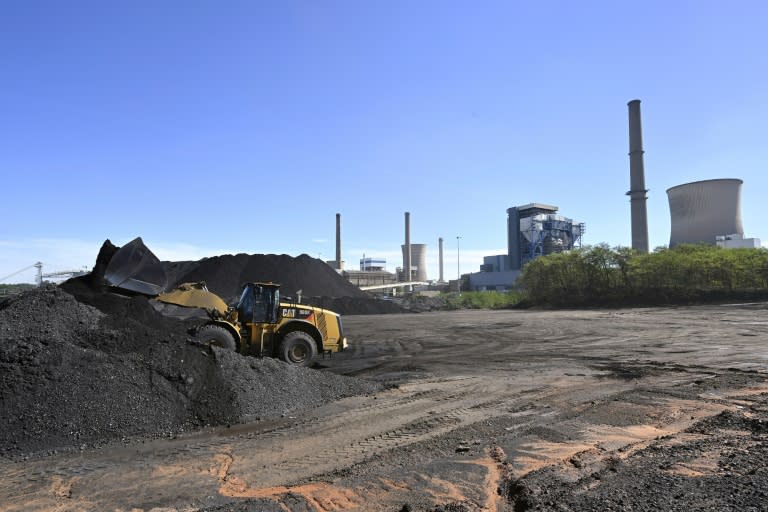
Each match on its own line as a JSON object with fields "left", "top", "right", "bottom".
{"left": 505, "top": 394, "right": 768, "bottom": 512}
{"left": 0, "top": 285, "right": 381, "bottom": 460}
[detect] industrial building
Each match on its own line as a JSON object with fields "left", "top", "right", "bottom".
{"left": 330, "top": 212, "right": 428, "bottom": 291}
{"left": 343, "top": 267, "right": 397, "bottom": 288}
{"left": 667, "top": 178, "right": 760, "bottom": 248}
{"left": 508, "top": 203, "right": 585, "bottom": 269}
{"left": 329, "top": 101, "right": 763, "bottom": 296}
{"left": 342, "top": 256, "right": 398, "bottom": 288}
{"left": 715, "top": 234, "right": 762, "bottom": 249}
{"left": 360, "top": 257, "right": 386, "bottom": 272}
{"left": 469, "top": 203, "right": 585, "bottom": 291}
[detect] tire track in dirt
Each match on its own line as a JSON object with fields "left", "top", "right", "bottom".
{"left": 0, "top": 376, "right": 542, "bottom": 510}
{"left": 221, "top": 399, "right": 516, "bottom": 492}
{"left": 0, "top": 369, "right": 631, "bottom": 512}
{"left": 213, "top": 379, "right": 537, "bottom": 492}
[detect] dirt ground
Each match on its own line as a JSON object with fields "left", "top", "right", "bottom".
{"left": 2, "top": 304, "right": 768, "bottom": 511}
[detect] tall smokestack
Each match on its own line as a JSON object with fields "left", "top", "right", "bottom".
{"left": 627, "top": 99, "right": 650, "bottom": 253}
{"left": 438, "top": 237, "right": 444, "bottom": 282}
{"left": 335, "top": 213, "right": 342, "bottom": 270}
{"left": 404, "top": 212, "right": 411, "bottom": 282}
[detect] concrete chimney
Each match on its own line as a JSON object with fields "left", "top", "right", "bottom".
{"left": 335, "top": 213, "right": 342, "bottom": 270}
{"left": 627, "top": 99, "right": 650, "bottom": 253}
{"left": 404, "top": 212, "right": 411, "bottom": 282}
{"left": 438, "top": 237, "right": 444, "bottom": 282}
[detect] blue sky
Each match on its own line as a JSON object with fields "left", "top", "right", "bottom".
{"left": 2, "top": 1, "right": 767, "bottom": 284}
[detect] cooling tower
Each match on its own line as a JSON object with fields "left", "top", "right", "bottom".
{"left": 667, "top": 178, "right": 744, "bottom": 247}
{"left": 401, "top": 243, "right": 427, "bottom": 281}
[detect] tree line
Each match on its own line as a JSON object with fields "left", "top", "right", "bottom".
{"left": 518, "top": 244, "right": 768, "bottom": 307}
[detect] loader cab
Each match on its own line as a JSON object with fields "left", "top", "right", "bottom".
{"left": 236, "top": 282, "right": 280, "bottom": 325}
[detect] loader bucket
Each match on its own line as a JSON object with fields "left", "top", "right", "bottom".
{"left": 155, "top": 282, "right": 229, "bottom": 317}
{"left": 104, "top": 237, "right": 167, "bottom": 296}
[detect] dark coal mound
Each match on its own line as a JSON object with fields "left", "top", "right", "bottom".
{"left": 213, "top": 348, "right": 378, "bottom": 422}
{"left": 0, "top": 286, "right": 381, "bottom": 459}
{"left": 0, "top": 287, "right": 206, "bottom": 457}
{"left": 306, "top": 296, "right": 407, "bottom": 315}
{"left": 162, "top": 253, "right": 367, "bottom": 302}
{"left": 67, "top": 239, "right": 409, "bottom": 315}
{"left": 158, "top": 250, "right": 412, "bottom": 314}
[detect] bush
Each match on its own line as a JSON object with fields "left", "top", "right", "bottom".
{"left": 442, "top": 290, "right": 525, "bottom": 310}
{"left": 518, "top": 244, "right": 768, "bottom": 308}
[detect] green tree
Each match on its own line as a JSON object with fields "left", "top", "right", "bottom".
{"left": 519, "top": 244, "right": 768, "bottom": 307}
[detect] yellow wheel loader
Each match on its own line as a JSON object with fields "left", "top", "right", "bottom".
{"left": 157, "top": 281, "right": 347, "bottom": 366}
{"left": 102, "top": 238, "right": 347, "bottom": 366}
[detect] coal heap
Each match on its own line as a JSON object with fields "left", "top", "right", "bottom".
{"left": 0, "top": 240, "right": 412, "bottom": 459}
{"left": 64, "top": 239, "right": 406, "bottom": 315}
{"left": 1, "top": 284, "right": 380, "bottom": 459}
{"left": 162, "top": 253, "right": 367, "bottom": 303}
{"left": 158, "top": 246, "right": 408, "bottom": 315}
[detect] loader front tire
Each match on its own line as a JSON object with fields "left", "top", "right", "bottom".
{"left": 196, "top": 325, "right": 237, "bottom": 351}
{"left": 278, "top": 331, "right": 317, "bottom": 366}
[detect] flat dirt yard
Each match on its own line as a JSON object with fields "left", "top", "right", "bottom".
{"left": 3, "top": 304, "right": 768, "bottom": 511}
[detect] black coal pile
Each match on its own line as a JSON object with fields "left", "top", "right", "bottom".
{"left": 159, "top": 248, "right": 414, "bottom": 315}
{"left": 162, "top": 253, "right": 367, "bottom": 303}
{"left": 0, "top": 284, "right": 381, "bottom": 459}
{"left": 64, "top": 239, "right": 405, "bottom": 315}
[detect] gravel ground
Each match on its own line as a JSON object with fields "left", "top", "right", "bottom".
{"left": 507, "top": 397, "right": 768, "bottom": 511}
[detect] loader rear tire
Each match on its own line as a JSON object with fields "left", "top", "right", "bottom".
{"left": 278, "top": 331, "right": 317, "bottom": 366}
{"left": 196, "top": 325, "right": 237, "bottom": 351}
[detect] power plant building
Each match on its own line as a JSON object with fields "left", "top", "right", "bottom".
{"left": 509, "top": 203, "right": 585, "bottom": 269}
{"left": 480, "top": 254, "right": 509, "bottom": 273}
{"left": 469, "top": 203, "right": 584, "bottom": 291}
{"left": 342, "top": 256, "right": 396, "bottom": 288}
{"left": 343, "top": 268, "right": 397, "bottom": 288}
{"left": 360, "top": 257, "right": 386, "bottom": 272}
